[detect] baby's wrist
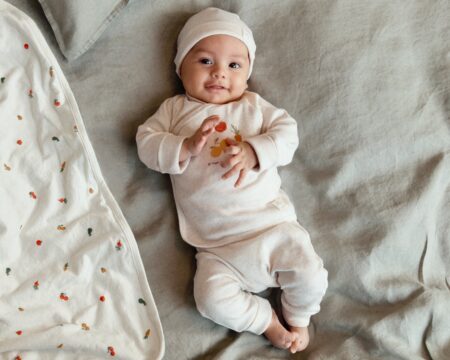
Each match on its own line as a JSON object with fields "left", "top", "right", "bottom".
{"left": 179, "top": 138, "right": 192, "bottom": 162}
{"left": 244, "top": 141, "right": 259, "bottom": 169}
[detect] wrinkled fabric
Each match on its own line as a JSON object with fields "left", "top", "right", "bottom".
{"left": 3, "top": 0, "right": 449, "bottom": 359}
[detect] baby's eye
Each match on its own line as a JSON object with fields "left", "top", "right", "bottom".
{"left": 200, "top": 58, "right": 213, "bottom": 65}
{"left": 229, "top": 62, "right": 241, "bottom": 69}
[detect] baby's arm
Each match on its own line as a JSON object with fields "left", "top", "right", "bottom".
{"left": 245, "top": 96, "right": 299, "bottom": 172}
{"left": 136, "top": 99, "right": 222, "bottom": 173}
{"left": 219, "top": 95, "right": 298, "bottom": 187}
{"left": 136, "top": 98, "right": 189, "bottom": 174}
{"left": 179, "top": 115, "right": 220, "bottom": 162}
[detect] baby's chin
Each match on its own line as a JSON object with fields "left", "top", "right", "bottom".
{"left": 188, "top": 91, "right": 245, "bottom": 105}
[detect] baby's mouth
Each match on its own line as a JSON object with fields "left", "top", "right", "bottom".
{"left": 205, "top": 84, "right": 227, "bottom": 91}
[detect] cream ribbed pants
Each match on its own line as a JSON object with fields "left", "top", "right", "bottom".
{"left": 193, "top": 221, "right": 328, "bottom": 334}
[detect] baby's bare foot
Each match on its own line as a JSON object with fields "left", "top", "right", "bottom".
{"left": 289, "top": 326, "right": 309, "bottom": 353}
{"left": 263, "top": 310, "right": 294, "bottom": 349}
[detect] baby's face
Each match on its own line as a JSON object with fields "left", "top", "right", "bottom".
{"left": 180, "top": 35, "right": 250, "bottom": 104}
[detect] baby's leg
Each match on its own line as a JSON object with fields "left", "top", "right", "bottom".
{"left": 194, "top": 251, "right": 294, "bottom": 349}
{"left": 273, "top": 223, "right": 328, "bottom": 353}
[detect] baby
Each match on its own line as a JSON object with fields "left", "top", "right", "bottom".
{"left": 136, "top": 7, "right": 328, "bottom": 353}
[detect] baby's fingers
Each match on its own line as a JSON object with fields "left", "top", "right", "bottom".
{"left": 234, "top": 169, "right": 248, "bottom": 187}
{"left": 204, "top": 115, "right": 220, "bottom": 122}
{"left": 223, "top": 145, "right": 241, "bottom": 156}
{"left": 222, "top": 163, "right": 241, "bottom": 180}
{"left": 199, "top": 116, "right": 220, "bottom": 136}
{"left": 202, "top": 115, "right": 220, "bottom": 130}
{"left": 220, "top": 152, "right": 240, "bottom": 169}
{"left": 201, "top": 126, "right": 215, "bottom": 136}
{"left": 225, "top": 138, "right": 238, "bottom": 146}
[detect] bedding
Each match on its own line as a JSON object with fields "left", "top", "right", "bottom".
{"left": 0, "top": 1, "right": 163, "bottom": 359}
{"left": 2, "top": 0, "right": 449, "bottom": 359}
{"left": 37, "top": 0, "right": 130, "bottom": 61}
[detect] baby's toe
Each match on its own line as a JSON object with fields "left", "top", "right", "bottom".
{"left": 288, "top": 335, "right": 299, "bottom": 353}
{"left": 282, "top": 333, "right": 294, "bottom": 348}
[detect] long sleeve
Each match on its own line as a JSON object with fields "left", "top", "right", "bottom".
{"left": 135, "top": 92, "right": 299, "bottom": 247}
{"left": 136, "top": 97, "right": 190, "bottom": 174}
{"left": 245, "top": 96, "right": 299, "bottom": 172}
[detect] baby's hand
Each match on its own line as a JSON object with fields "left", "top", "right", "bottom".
{"left": 180, "top": 115, "right": 220, "bottom": 162}
{"left": 221, "top": 138, "right": 259, "bottom": 187}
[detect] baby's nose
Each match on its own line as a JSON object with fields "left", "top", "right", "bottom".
{"left": 212, "top": 66, "right": 226, "bottom": 79}
{"left": 213, "top": 72, "right": 226, "bottom": 79}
